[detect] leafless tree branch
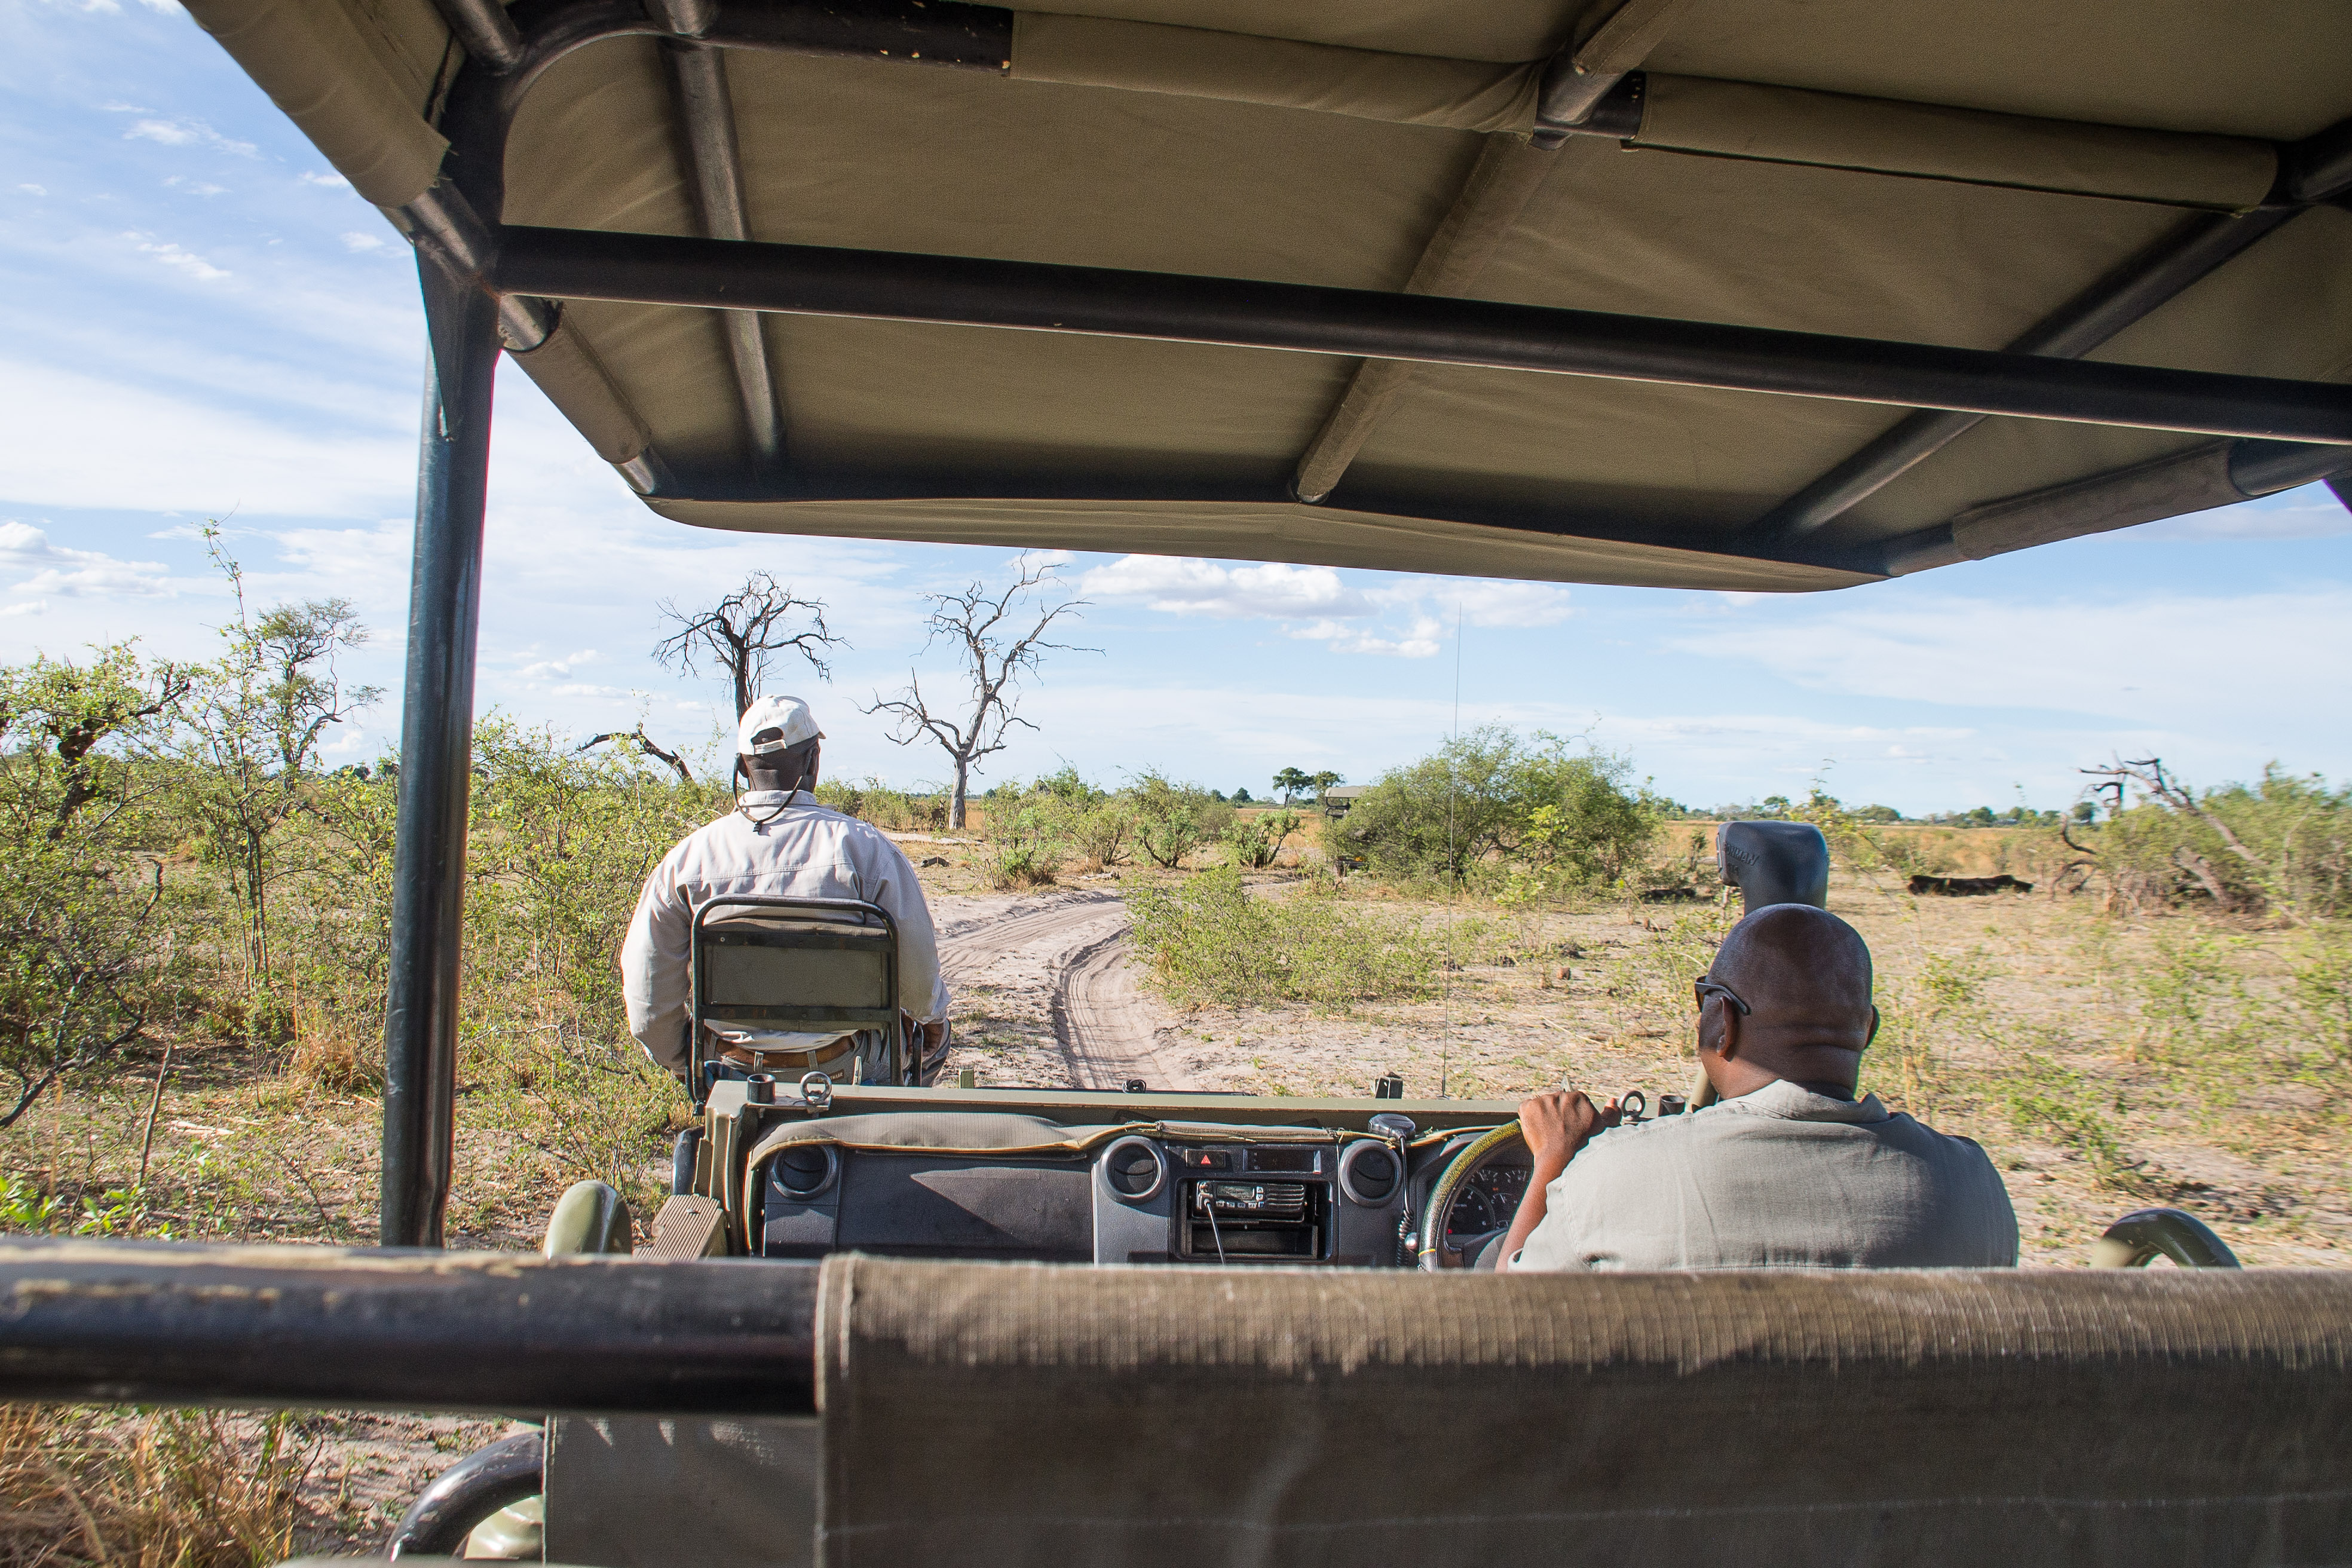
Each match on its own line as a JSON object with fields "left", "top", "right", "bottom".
{"left": 2083, "top": 757, "right": 2263, "bottom": 867}
{"left": 578, "top": 726, "right": 694, "bottom": 785}
{"left": 860, "top": 559, "right": 1095, "bottom": 828}
{"left": 653, "top": 571, "right": 846, "bottom": 719}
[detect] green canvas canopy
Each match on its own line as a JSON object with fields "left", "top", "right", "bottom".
{"left": 191, "top": 0, "right": 2352, "bottom": 595}
{"left": 175, "top": 0, "right": 2352, "bottom": 1244}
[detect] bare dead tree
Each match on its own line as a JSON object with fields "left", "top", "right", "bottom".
{"left": 2079, "top": 756, "right": 2277, "bottom": 915}
{"left": 2083, "top": 757, "right": 2265, "bottom": 871}
{"left": 653, "top": 571, "right": 844, "bottom": 719}
{"left": 861, "top": 561, "right": 1093, "bottom": 829}
{"left": 578, "top": 725, "right": 694, "bottom": 785}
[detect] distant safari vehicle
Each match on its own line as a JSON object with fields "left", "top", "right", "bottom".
{"left": 8, "top": 0, "right": 2350, "bottom": 1562}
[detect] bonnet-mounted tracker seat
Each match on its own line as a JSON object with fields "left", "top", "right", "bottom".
{"left": 693, "top": 896, "right": 908, "bottom": 1092}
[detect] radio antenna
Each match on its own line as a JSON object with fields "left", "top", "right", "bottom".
{"left": 1439, "top": 602, "right": 1463, "bottom": 1100}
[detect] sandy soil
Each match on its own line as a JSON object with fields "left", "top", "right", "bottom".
{"left": 910, "top": 860, "right": 2351, "bottom": 1269}
{"left": 36, "top": 854, "right": 2350, "bottom": 1555}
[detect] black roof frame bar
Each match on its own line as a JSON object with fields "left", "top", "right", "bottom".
{"left": 488, "top": 223, "right": 2352, "bottom": 448}
{"left": 1752, "top": 114, "right": 2352, "bottom": 544}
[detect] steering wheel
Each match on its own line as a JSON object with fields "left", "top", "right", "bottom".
{"left": 1416, "top": 1122, "right": 1524, "bottom": 1270}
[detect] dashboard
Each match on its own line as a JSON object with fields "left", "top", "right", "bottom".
{"left": 753, "top": 1116, "right": 1536, "bottom": 1269}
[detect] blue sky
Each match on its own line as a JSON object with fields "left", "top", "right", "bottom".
{"left": 6, "top": 0, "right": 2350, "bottom": 814}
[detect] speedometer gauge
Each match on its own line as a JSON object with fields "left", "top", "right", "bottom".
{"left": 1444, "top": 1164, "right": 1533, "bottom": 1242}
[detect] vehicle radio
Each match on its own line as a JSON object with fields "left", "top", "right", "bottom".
{"left": 1172, "top": 1144, "right": 1329, "bottom": 1261}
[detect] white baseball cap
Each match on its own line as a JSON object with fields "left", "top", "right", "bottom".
{"left": 736, "top": 695, "right": 822, "bottom": 757}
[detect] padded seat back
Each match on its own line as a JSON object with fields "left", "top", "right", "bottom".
{"left": 813, "top": 1258, "right": 2352, "bottom": 1568}
{"left": 693, "top": 898, "right": 901, "bottom": 1084}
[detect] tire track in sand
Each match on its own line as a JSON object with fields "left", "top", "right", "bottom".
{"left": 934, "top": 891, "right": 1196, "bottom": 1091}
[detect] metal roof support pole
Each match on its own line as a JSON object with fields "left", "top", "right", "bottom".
{"left": 491, "top": 226, "right": 2352, "bottom": 445}
{"left": 382, "top": 256, "right": 501, "bottom": 1248}
{"left": 1291, "top": 0, "right": 1686, "bottom": 506}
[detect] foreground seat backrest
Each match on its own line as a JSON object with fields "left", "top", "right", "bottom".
{"left": 813, "top": 1259, "right": 2352, "bottom": 1568}
{"left": 693, "top": 897, "right": 901, "bottom": 1086}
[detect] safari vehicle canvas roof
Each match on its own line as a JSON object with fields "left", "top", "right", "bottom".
{"left": 189, "top": 0, "right": 2352, "bottom": 594}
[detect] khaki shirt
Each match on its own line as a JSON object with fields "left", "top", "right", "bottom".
{"left": 621, "top": 791, "right": 949, "bottom": 1070}
{"left": 1510, "top": 1077, "right": 2019, "bottom": 1271}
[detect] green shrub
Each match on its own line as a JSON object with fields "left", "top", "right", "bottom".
{"left": 1225, "top": 810, "right": 1303, "bottom": 869}
{"left": 817, "top": 777, "right": 946, "bottom": 833}
{"left": 1331, "top": 727, "right": 1658, "bottom": 892}
{"left": 2074, "top": 765, "right": 2352, "bottom": 918}
{"left": 979, "top": 790, "right": 1062, "bottom": 889}
{"left": 0, "top": 646, "right": 182, "bottom": 1128}
{"left": 1129, "top": 770, "right": 1235, "bottom": 869}
{"left": 1124, "top": 865, "right": 1441, "bottom": 1009}
{"left": 983, "top": 841, "right": 1059, "bottom": 890}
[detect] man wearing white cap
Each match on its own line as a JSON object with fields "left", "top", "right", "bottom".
{"left": 621, "top": 695, "right": 951, "bottom": 1084}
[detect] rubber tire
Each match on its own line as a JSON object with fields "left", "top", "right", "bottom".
{"left": 388, "top": 1429, "right": 544, "bottom": 1558}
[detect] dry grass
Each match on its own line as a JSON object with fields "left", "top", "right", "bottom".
{"left": 0, "top": 1406, "right": 316, "bottom": 1568}
{"left": 4, "top": 840, "right": 2346, "bottom": 1555}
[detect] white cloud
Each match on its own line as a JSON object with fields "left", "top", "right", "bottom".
{"left": 127, "top": 233, "right": 228, "bottom": 281}
{"left": 318, "top": 724, "right": 371, "bottom": 757}
{"left": 553, "top": 682, "right": 635, "bottom": 699}
{"left": 0, "top": 521, "right": 176, "bottom": 599}
{"left": 1077, "top": 554, "right": 1570, "bottom": 655}
{"left": 17, "top": 185, "right": 47, "bottom": 197}
{"left": 340, "top": 231, "right": 387, "bottom": 254}
{"left": 522, "top": 649, "right": 602, "bottom": 679}
{"left": 2137, "top": 491, "right": 2352, "bottom": 542}
{"left": 1079, "top": 555, "right": 1372, "bottom": 620}
{"left": 299, "top": 171, "right": 353, "bottom": 190}
{"left": 268, "top": 519, "right": 411, "bottom": 587}
{"left": 1669, "top": 587, "right": 2352, "bottom": 734}
{"left": 1, "top": 600, "right": 50, "bottom": 617}
{"left": 124, "top": 118, "right": 255, "bottom": 158}
{"left": 0, "top": 360, "right": 414, "bottom": 516}
{"left": 1293, "top": 614, "right": 1445, "bottom": 659}
{"left": 1373, "top": 577, "right": 1575, "bottom": 629}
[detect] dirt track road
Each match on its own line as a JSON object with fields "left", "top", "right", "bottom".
{"left": 935, "top": 890, "right": 1200, "bottom": 1092}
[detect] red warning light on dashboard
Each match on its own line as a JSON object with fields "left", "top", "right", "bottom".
{"left": 1177, "top": 1149, "right": 1232, "bottom": 1169}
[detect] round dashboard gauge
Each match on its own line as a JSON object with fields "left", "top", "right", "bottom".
{"left": 1444, "top": 1165, "right": 1533, "bottom": 1241}
{"left": 1445, "top": 1184, "right": 1497, "bottom": 1238}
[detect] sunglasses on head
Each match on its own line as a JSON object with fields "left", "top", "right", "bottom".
{"left": 1693, "top": 975, "right": 1884, "bottom": 1045}
{"left": 1692, "top": 976, "right": 1751, "bottom": 1015}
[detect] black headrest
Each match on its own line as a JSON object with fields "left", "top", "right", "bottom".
{"left": 1716, "top": 821, "right": 1831, "bottom": 917}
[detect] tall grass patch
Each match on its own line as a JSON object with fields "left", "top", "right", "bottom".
{"left": 0, "top": 1404, "right": 317, "bottom": 1568}
{"left": 1124, "top": 867, "right": 1441, "bottom": 1009}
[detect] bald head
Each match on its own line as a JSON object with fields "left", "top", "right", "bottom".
{"left": 1698, "top": 904, "right": 1878, "bottom": 1097}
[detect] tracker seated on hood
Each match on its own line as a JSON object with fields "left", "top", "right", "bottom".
{"left": 620, "top": 696, "right": 951, "bottom": 1083}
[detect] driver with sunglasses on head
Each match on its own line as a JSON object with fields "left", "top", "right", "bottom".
{"left": 1496, "top": 903, "right": 2017, "bottom": 1270}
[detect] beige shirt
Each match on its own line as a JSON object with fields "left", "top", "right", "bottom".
{"left": 621, "top": 791, "right": 949, "bottom": 1070}
{"left": 1511, "top": 1077, "right": 2019, "bottom": 1271}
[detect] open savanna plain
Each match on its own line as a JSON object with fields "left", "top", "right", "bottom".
{"left": 4, "top": 819, "right": 2347, "bottom": 1561}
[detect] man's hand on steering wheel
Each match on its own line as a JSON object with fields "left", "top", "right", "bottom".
{"left": 1486, "top": 1089, "right": 1619, "bottom": 1269}
{"left": 1518, "top": 1089, "right": 1619, "bottom": 1175}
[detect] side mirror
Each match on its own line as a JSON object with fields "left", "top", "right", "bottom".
{"left": 1716, "top": 820, "right": 1832, "bottom": 915}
